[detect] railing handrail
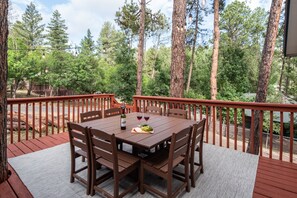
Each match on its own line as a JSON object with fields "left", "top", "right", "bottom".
{"left": 133, "top": 95, "right": 297, "bottom": 112}
{"left": 7, "top": 94, "right": 115, "bottom": 104}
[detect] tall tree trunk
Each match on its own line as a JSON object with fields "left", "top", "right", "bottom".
{"left": 210, "top": 0, "right": 220, "bottom": 100}
{"left": 170, "top": 0, "right": 187, "bottom": 98}
{"left": 12, "top": 79, "right": 19, "bottom": 99}
{"left": 278, "top": 56, "right": 285, "bottom": 92}
{"left": 247, "top": 0, "right": 283, "bottom": 154}
{"left": 136, "top": 0, "right": 145, "bottom": 95}
{"left": 186, "top": 1, "right": 199, "bottom": 93}
{"left": 27, "top": 80, "right": 32, "bottom": 96}
{"left": 0, "top": 0, "right": 9, "bottom": 183}
{"left": 285, "top": 58, "right": 291, "bottom": 95}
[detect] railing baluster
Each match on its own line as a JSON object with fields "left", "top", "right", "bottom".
{"left": 219, "top": 107, "right": 223, "bottom": 147}
{"left": 46, "top": 101, "right": 48, "bottom": 136}
{"left": 68, "top": 100, "right": 70, "bottom": 122}
{"left": 72, "top": 100, "right": 75, "bottom": 122}
{"left": 57, "top": 101, "right": 60, "bottom": 134}
{"left": 212, "top": 106, "right": 216, "bottom": 145}
{"left": 90, "top": 98, "right": 93, "bottom": 111}
{"left": 234, "top": 108, "right": 237, "bottom": 150}
{"left": 33, "top": 103, "right": 35, "bottom": 139}
{"left": 194, "top": 105, "right": 197, "bottom": 121}
{"left": 199, "top": 105, "right": 202, "bottom": 120}
{"left": 18, "top": 104, "right": 20, "bottom": 142}
{"left": 51, "top": 101, "right": 54, "bottom": 134}
{"left": 10, "top": 104, "right": 13, "bottom": 144}
{"left": 280, "top": 111, "right": 284, "bottom": 161}
{"left": 62, "top": 100, "right": 65, "bottom": 132}
{"left": 290, "top": 112, "right": 294, "bottom": 163}
{"left": 188, "top": 104, "right": 191, "bottom": 120}
{"left": 250, "top": 110, "right": 255, "bottom": 154}
{"left": 205, "top": 106, "right": 209, "bottom": 143}
{"left": 269, "top": 111, "right": 273, "bottom": 158}
{"left": 227, "top": 108, "right": 230, "bottom": 148}
{"left": 39, "top": 101, "right": 42, "bottom": 137}
{"left": 25, "top": 103, "right": 29, "bottom": 140}
{"left": 242, "top": 109, "right": 246, "bottom": 152}
{"left": 77, "top": 99, "right": 80, "bottom": 122}
{"left": 259, "top": 110, "right": 263, "bottom": 157}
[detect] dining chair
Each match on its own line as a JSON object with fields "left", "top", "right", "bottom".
{"left": 146, "top": 105, "right": 162, "bottom": 115}
{"left": 104, "top": 108, "right": 121, "bottom": 118}
{"left": 67, "top": 122, "right": 91, "bottom": 195}
{"left": 140, "top": 126, "right": 192, "bottom": 198}
{"left": 174, "top": 118, "right": 206, "bottom": 187}
{"left": 80, "top": 110, "right": 102, "bottom": 123}
{"left": 167, "top": 108, "right": 187, "bottom": 119}
{"left": 88, "top": 128, "right": 140, "bottom": 197}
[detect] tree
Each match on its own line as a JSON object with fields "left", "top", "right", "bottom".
{"left": 136, "top": 0, "right": 145, "bottom": 95}
{"left": 47, "top": 10, "right": 68, "bottom": 50}
{"left": 46, "top": 10, "right": 69, "bottom": 95}
{"left": 80, "top": 29, "right": 95, "bottom": 55}
{"left": 170, "top": 0, "right": 187, "bottom": 98}
{"left": 0, "top": 0, "right": 9, "bottom": 183}
{"left": 210, "top": 0, "right": 220, "bottom": 100}
{"left": 186, "top": 0, "right": 198, "bottom": 93}
{"left": 247, "top": 0, "right": 283, "bottom": 154}
{"left": 13, "top": 2, "right": 45, "bottom": 96}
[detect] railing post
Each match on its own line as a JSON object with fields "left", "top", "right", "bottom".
{"left": 132, "top": 97, "right": 138, "bottom": 112}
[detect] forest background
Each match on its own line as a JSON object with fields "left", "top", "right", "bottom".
{"left": 7, "top": 0, "right": 297, "bottom": 103}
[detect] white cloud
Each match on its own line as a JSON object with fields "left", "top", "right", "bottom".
{"left": 52, "top": 0, "right": 126, "bottom": 45}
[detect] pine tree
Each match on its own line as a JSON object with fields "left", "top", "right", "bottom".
{"left": 47, "top": 10, "right": 68, "bottom": 50}
{"left": 80, "top": 29, "right": 95, "bottom": 55}
{"left": 14, "top": 2, "right": 45, "bottom": 48}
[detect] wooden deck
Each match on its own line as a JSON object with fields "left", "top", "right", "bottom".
{"left": 253, "top": 157, "right": 297, "bottom": 198}
{"left": 0, "top": 132, "right": 69, "bottom": 198}
{"left": 2, "top": 132, "right": 297, "bottom": 198}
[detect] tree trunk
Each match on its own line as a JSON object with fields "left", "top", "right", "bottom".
{"left": 170, "top": 0, "right": 187, "bottom": 98}
{"left": 247, "top": 0, "right": 283, "bottom": 154}
{"left": 285, "top": 58, "right": 291, "bottom": 95}
{"left": 278, "top": 56, "right": 285, "bottom": 92}
{"left": 186, "top": 1, "right": 199, "bottom": 93}
{"left": 136, "top": 0, "right": 145, "bottom": 95}
{"left": 210, "top": 0, "right": 220, "bottom": 101}
{"left": 27, "top": 80, "right": 32, "bottom": 96}
{"left": 12, "top": 79, "right": 19, "bottom": 99}
{"left": 0, "top": 0, "right": 9, "bottom": 184}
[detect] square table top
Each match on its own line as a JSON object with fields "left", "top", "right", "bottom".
{"left": 79, "top": 112, "right": 196, "bottom": 150}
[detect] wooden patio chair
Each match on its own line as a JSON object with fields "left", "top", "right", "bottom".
{"left": 174, "top": 118, "right": 206, "bottom": 187}
{"left": 146, "top": 105, "right": 162, "bottom": 115}
{"left": 167, "top": 108, "right": 187, "bottom": 119}
{"left": 140, "top": 126, "right": 192, "bottom": 198}
{"left": 88, "top": 128, "right": 140, "bottom": 197}
{"left": 67, "top": 122, "right": 91, "bottom": 195}
{"left": 104, "top": 108, "right": 121, "bottom": 118}
{"left": 80, "top": 110, "right": 102, "bottom": 123}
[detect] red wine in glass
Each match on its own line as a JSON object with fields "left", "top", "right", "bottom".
{"left": 144, "top": 115, "right": 150, "bottom": 121}
{"left": 137, "top": 115, "right": 142, "bottom": 121}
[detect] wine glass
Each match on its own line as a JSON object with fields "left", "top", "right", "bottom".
{"left": 144, "top": 114, "right": 150, "bottom": 122}
{"left": 136, "top": 112, "right": 142, "bottom": 126}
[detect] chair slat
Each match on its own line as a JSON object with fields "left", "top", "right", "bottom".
{"left": 104, "top": 108, "right": 121, "bottom": 118}
{"left": 92, "top": 137, "right": 112, "bottom": 153}
{"left": 146, "top": 106, "right": 162, "bottom": 115}
{"left": 92, "top": 146, "right": 114, "bottom": 162}
{"left": 81, "top": 110, "right": 102, "bottom": 123}
{"left": 73, "top": 140, "right": 88, "bottom": 151}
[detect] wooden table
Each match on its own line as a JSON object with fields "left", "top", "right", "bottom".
{"left": 79, "top": 112, "right": 196, "bottom": 152}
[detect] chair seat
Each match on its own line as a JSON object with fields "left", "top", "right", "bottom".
{"left": 96, "top": 151, "right": 139, "bottom": 173}
{"left": 76, "top": 149, "right": 87, "bottom": 158}
{"left": 143, "top": 149, "right": 185, "bottom": 173}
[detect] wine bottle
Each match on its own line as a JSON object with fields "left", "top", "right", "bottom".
{"left": 120, "top": 104, "right": 126, "bottom": 130}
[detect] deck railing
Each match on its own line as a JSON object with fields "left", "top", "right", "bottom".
{"left": 133, "top": 95, "right": 297, "bottom": 163}
{"left": 7, "top": 94, "right": 119, "bottom": 144}
{"left": 7, "top": 94, "right": 297, "bottom": 163}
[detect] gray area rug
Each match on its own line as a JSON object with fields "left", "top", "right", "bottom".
{"left": 9, "top": 143, "right": 259, "bottom": 198}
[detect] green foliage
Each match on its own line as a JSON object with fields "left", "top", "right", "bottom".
{"left": 47, "top": 10, "right": 68, "bottom": 50}
{"left": 115, "top": 0, "right": 168, "bottom": 41}
{"left": 13, "top": 2, "right": 45, "bottom": 48}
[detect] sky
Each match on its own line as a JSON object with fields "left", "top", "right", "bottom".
{"left": 10, "top": 0, "right": 272, "bottom": 48}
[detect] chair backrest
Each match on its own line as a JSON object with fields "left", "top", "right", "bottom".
{"left": 104, "top": 108, "right": 121, "bottom": 118}
{"left": 167, "top": 108, "right": 187, "bottom": 119}
{"left": 67, "top": 122, "right": 89, "bottom": 155}
{"left": 190, "top": 119, "right": 206, "bottom": 157}
{"left": 80, "top": 110, "right": 102, "bottom": 123}
{"left": 168, "top": 126, "right": 192, "bottom": 171}
{"left": 88, "top": 128, "right": 118, "bottom": 173}
{"left": 146, "top": 106, "right": 162, "bottom": 115}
